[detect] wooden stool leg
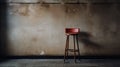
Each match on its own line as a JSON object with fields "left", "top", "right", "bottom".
{"left": 73, "top": 35, "right": 76, "bottom": 63}
{"left": 67, "top": 36, "right": 69, "bottom": 59}
{"left": 64, "top": 35, "right": 69, "bottom": 62}
{"left": 76, "top": 35, "right": 80, "bottom": 60}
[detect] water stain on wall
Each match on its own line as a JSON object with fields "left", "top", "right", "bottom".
{"left": 31, "top": 37, "right": 38, "bottom": 42}
{"left": 41, "top": 3, "right": 50, "bottom": 8}
{"left": 8, "top": 4, "right": 29, "bottom": 16}
{"left": 64, "top": 4, "right": 85, "bottom": 16}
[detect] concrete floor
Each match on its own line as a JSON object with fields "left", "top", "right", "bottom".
{"left": 0, "top": 59, "right": 120, "bottom": 67}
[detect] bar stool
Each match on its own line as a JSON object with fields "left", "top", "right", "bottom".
{"left": 64, "top": 28, "right": 80, "bottom": 63}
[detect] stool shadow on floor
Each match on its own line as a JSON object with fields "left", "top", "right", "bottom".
{"left": 78, "top": 32, "right": 102, "bottom": 53}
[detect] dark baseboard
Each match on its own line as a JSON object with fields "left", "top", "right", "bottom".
{"left": 1, "top": 55, "right": 120, "bottom": 59}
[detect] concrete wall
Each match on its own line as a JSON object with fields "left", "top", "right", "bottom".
{"left": 2, "top": 0, "right": 120, "bottom": 56}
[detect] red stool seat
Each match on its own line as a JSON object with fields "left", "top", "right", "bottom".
{"left": 66, "top": 28, "right": 80, "bottom": 35}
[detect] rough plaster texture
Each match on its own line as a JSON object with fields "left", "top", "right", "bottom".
{"left": 5, "top": 3, "right": 120, "bottom": 56}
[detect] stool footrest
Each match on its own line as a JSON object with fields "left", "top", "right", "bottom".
{"left": 66, "top": 49, "right": 79, "bottom": 52}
